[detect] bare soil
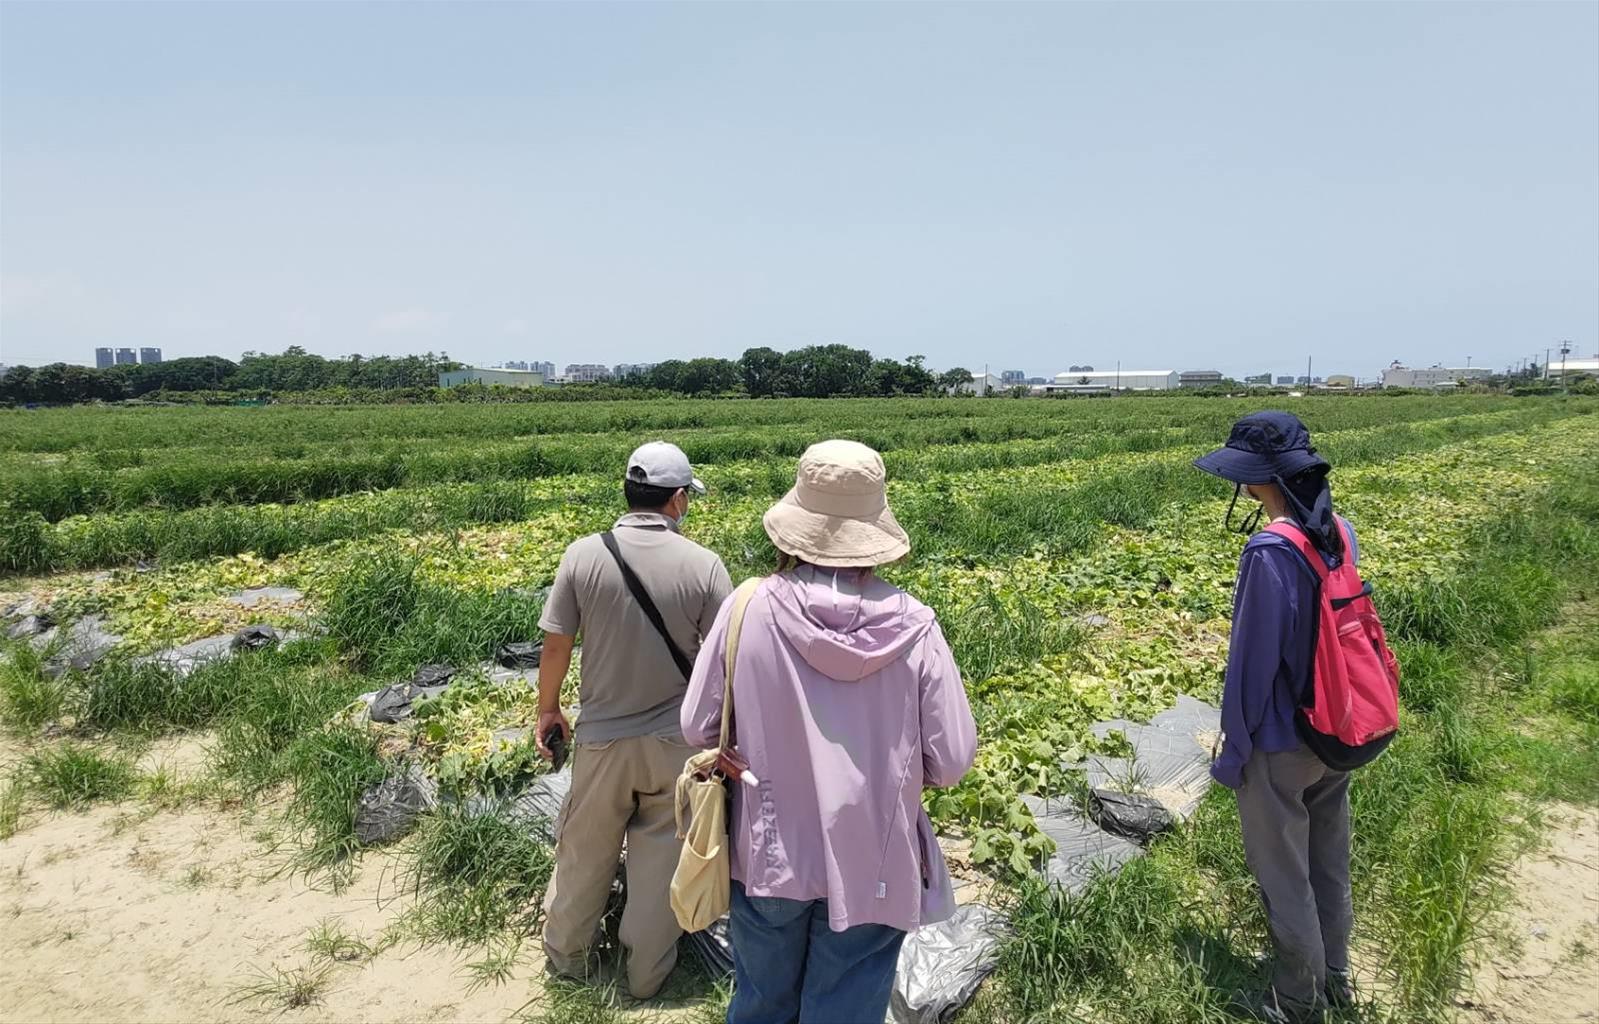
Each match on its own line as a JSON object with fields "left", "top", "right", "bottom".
{"left": 0, "top": 736, "right": 706, "bottom": 1023}
{"left": 1461, "top": 803, "right": 1599, "bottom": 1024}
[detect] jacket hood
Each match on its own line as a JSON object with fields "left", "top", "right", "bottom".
{"left": 765, "top": 567, "right": 934, "bottom": 682}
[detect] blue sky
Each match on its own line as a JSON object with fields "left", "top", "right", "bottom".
{"left": 2, "top": 1, "right": 1595, "bottom": 380}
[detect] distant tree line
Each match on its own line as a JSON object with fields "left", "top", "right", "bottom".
{"left": 0, "top": 348, "right": 459, "bottom": 405}
{"left": 618, "top": 346, "right": 968, "bottom": 398}
{"left": 0, "top": 343, "right": 979, "bottom": 405}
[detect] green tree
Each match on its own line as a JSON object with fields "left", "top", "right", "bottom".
{"left": 938, "top": 367, "right": 974, "bottom": 393}
{"left": 739, "top": 347, "right": 786, "bottom": 397}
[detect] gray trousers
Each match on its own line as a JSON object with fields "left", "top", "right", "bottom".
{"left": 1236, "top": 744, "right": 1354, "bottom": 1005}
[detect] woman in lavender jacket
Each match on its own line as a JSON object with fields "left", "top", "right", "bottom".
{"left": 681, "top": 439, "right": 977, "bottom": 1024}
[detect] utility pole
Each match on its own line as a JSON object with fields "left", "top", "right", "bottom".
{"left": 1560, "top": 341, "right": 1572, "bottom": 395}
{"left": 1115, "top": 360, "right": 1121, "bottom": 394}
{"left": 1306, "top": 355, "right": 1312, "bottom": 388}
{"left": 1545, "top": 347, "right": 1552, "bottom": 382}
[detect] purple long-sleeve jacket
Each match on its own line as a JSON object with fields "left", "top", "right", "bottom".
{"left": 680, "top": 566, "right": 977, "bottom": 934}
{"left": 1213, "top": 518, "right": 1360, "bottom": 789}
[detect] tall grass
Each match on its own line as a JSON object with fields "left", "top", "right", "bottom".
{"left": 393, "top": 804, "right": 557, "bottom": 944}
{"left": 0, "top": 642, "right": 70, "bottom": 730}
{"left": 324, "top": 551, "right": 545, "bottom": 675}
{"left": 276, "top": 727, "right": 388, "bottom": 888}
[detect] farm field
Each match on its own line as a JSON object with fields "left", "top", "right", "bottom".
{"left": 1, "top": 394, "right": 1596, "bottom": 1024}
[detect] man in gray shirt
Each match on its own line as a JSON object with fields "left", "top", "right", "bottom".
{"left": 537, "top": 441, "right": 733, "bottom": 1000}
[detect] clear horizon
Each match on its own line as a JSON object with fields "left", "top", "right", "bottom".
{"left": 2, "top": 2, "right": 1595, "bottom": 381}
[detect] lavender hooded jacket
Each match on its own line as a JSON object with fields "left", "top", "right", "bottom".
{"left": 680, "top": 567, "right": 977, "bottom": 934}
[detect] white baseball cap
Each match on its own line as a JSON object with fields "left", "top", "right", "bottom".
{"left": 626, "top": 441, "right": 706, "bottom": 495}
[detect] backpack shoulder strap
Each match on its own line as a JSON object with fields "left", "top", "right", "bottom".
{"left": 718, "top": 578, "right": 763, "bottom": 751}
{"left": 601, "top": 530, "right": 694, "bottom": 680}
{"left": 1262, "top": 521, "right": 1329, "bottom": 581}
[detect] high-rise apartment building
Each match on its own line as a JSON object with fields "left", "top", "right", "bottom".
{"left": 115, "top": 348, "right": 137, "bottom": 365}
{"left": 140, "top": 347, "right": 163, "bottom": 365}
{"left": 95, "top": 348, "right": 115, "bottom": 369}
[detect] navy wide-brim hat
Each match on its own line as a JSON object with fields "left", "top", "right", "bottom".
{"left": 1193, "top": 411, "right": 1330, "bottom": 484}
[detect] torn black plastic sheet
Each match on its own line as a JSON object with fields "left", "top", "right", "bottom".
{"left": 1021, "top": 794, "right": 1145, "bottom": 893}
{"left": 1080, "top": 694, "right": 1221, "bottom": 828}
{"left": 37, "top": 615, "right": 123, "bottom": 678}
{"left": 354, "top": 765, "right": 439, "bottom": 846}
{"left": 888, "top": 903, "right": 1009, "bottom": 1024}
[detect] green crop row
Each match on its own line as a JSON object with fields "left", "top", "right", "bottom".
{"left": 37, "top": 405, "right": 1588, "bottom": 654}
{"left": 0, "top": 396, "right": 1530, "bottom": 521}
{"left": 0, "top": 392, "right": 1526, "bottom": 457}
{"left": 5, "top": 403, "right": 1581, "bottom": 578}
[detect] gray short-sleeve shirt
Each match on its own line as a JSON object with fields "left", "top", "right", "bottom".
{"left": 540, "top": 512, "right": 734, "bottom": 742}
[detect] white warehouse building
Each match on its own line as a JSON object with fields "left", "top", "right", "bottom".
{"left": 1046, "top": 369, "right": 1179, "bottom": 393}
{"left": 1380, "top": 363, "right": 1492, "bottom": 389}
{"left": 953, "top": 371, "right": 1007, "bottom": 395}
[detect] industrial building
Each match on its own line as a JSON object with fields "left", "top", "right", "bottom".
{"left": 953, "top": 371, "right": 1006, "bottom": 395}
{"left": 1244, "top": 373, "right": 1272, "bottom": 385}
{"left": 1046, "top": 369, "right": 1179, "bottom": 393}
{"left": 564, "top": 363, "right": 611, "bottom": 382}
{"left": 1325, "top": 374, "right": 1357, "bottom": 389}
{"left": 1276, "top": 375, "right": 1295, "bottom": 385}
{"left": 1178, "top": 370, "right": 1224, "bottom": 388}
{"left": 1545, "top": 358, "right": 1598, "bottom": 379}
{"left": 95, "top": 348, "right": 114, "bottom": 369}
{"left": 438, "top": 367, "right": 546, "bottom": 389}
{"left": 1381, "top": 363, "right": 1492, "bottom": 389}
{"left": 140, "top": 347, "right": 162, "bottom": 365}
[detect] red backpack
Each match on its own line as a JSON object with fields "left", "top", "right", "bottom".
{"left": 1264, "top": 519, "right": 1401, "bottom": 770}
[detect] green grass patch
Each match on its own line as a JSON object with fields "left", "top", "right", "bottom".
{"left": 276, "top": 727, "right": 387, "bottom": 888}
{"left": 394, "top": 803, "right": 556, "bottom": 945}
{"left": 24, "top": 744, "right": 138, "bottom": 808}
{"left": 0, "top": 642, "right": 70, "bottom": 732}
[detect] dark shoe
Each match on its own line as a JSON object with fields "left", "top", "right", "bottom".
{"left": 1230, "top": 987, "right": 1326, "bottom": 1024}
{"left": 1324, "top": 968, "right": 1357, "bottom": 1010}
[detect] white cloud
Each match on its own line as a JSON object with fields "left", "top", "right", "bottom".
{"left": 501, "top": 318, "right": 529, "bottom": 335}
{"left": 373, "top": 308, "right": 451, "bottom": 334}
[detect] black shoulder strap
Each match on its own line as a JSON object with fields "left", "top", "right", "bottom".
{"left": 601, "top": 531, "right": 694, "bottom": 680}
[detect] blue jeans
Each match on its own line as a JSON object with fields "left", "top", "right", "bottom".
{"left": 727, "top": 882, "right": 907, "bottom": 1024}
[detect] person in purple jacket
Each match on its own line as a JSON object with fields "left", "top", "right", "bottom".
{"left": 1194, "top": 412, "right": 1359, "bottom": 1024}
{"left": 681, "top": 439, "right": 978, "bottom": 1024}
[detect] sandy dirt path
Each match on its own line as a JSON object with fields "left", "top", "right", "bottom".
{"left": 1461, "top": 802, "right": 1599, "bottom": 1024}
{"left": 0, "top": 799, "right": 553, "bottom": 1022}
{"left": 0, "top": 737, "right": 711, "bottom": 1023}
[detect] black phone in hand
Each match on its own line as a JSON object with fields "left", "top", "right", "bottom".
{"left": 543, "top": 725, "right": 568, "bottom": 771}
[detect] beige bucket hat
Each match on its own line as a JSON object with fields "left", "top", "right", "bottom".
{"left": 763, "top": 439, "right": 911, "bottom": 568}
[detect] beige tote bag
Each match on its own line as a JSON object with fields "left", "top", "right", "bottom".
{"left": 670, "top": 578, "right": 761, "bottom": 933}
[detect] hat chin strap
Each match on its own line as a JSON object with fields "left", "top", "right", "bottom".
{"left": 1225, "top": 483, "right": 1264, "bottom": 536}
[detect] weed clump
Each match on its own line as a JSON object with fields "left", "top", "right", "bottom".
{"left": 24, "top": 745, "right": 138, "bottom": 807}
{"left": 396, "top": 803, "right": 555, "bottom": 944}
{"left": 0, "top": 643, "right": 70, "bottom": 731}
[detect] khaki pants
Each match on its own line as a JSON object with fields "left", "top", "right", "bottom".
{"left": 542, "top": 734, "right": 692, "bottom": 1000}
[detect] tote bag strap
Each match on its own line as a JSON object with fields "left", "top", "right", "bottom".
{"left": 718, "top": 579, "right": 763, "bottom": 751}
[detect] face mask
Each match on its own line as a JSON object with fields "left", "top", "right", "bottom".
{"left": 1224, "top": 483, "right": 1264, "bottom": 535}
